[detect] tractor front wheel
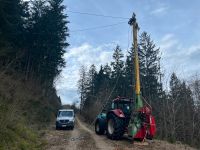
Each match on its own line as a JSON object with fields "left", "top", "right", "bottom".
{"left": 95, "top": 120, "right": 105, "bottom": 135}
{"left": 106, "top": 113, "right": 125, "bottom": 140}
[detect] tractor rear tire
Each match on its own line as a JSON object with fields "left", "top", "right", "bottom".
{"left": 95, "top": 120, "right": 105, "bottom": 135}
{"left": 106, "top": 113, "right": 125, "bottom": 140}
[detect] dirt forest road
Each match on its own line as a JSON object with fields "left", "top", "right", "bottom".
{"left": 44, "top": 117, "right": 196, "bottom": 150}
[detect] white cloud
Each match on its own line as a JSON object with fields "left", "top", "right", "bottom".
{"left": 186, "top": 44, "right": 200, "bottom": 55}
{"left": 56, "top": 43, "right": 116, "bottom": 104}
{"left": 160, "top": 34, "right": 200, "bottom": 85}
{"left": 159, "top": 33, "right": 179, "bottom": 57}
{"left": 161, "top": 34, "right": 177, "bottom": 47}
{"left": 56, "top": 36, "right": 200, "bottom": 104}
{"left": 151, "top": 6, "right": 168, "bottom": 16}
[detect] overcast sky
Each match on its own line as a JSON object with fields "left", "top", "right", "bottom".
{"left": 56, "top": 0, "right": 200, "bottom": 104}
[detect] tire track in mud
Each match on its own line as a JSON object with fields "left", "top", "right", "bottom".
{"left": 44, "top": 118, "right": 97, "bottom": 150}
{"left": 76, "top": 118, "right": 114, "bottom": 150}
{"left": 44, "top": 117, "right": 197, "bottom": 150}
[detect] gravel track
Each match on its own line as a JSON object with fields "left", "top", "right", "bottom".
{"left": 44, "top": 117, "right": 196, "bottom": 150}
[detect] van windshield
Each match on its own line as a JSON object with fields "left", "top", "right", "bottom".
{"left": 59, "top": 111, "right": 73, "bottom": 117}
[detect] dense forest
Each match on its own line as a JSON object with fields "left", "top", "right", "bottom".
{"left": 78, "top": 32, "right": 200, "bottom": 148}
{"left": 0, "top": 0, "right": 68, "bottom": 83}
{"left": 0, "top": 0, "right": 68, "bottom": 149}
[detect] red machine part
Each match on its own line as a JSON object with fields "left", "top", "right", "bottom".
{"left": 110, "top": 109, "right": 125, "bottom": 118}
{"left": 134, "top": 126, "right": 147, "bottom": 140}
{"left": 134, "top": 106, "right": 156, "bottom": 140}
{"left": 149, "top": 115, "right": 156, "bottom": 137}
{"left": 108, "top": 105, "right": 156, "bottom": 140}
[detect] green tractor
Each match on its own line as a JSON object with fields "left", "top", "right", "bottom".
{"left": 94, "top": 13, "right": 156, "bottom": 141}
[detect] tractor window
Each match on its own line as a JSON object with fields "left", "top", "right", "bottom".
{"left": 112, "top": 100, "right": 132, "bottom": 114}
{"left": 123, "top": 104, "right": 131, "bottom": 114}
{"left": 118, "top": 102, "right": 131, "bottom": 114}
{"left": 111, "top": 103, "right": 115, "bottom": 109}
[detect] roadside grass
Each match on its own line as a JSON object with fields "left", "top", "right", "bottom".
{"left": 0, "top": 74, "right": 60, "bottom": 150}
{"left": 0, "top": 122, "right": 46, "bottom": 150}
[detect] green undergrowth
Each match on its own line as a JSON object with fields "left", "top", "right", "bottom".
{"left": 0, "top": 122, "right": 45, "bottom": 150}
{"left": 0, "top": 74, "right": 60, "bottom": 149}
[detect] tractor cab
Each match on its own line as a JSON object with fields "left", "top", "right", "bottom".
{"left": 111, "top": 97, "right": 133, "bottom": 117}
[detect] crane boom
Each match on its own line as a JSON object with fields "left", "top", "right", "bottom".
{"left": 128, "top": 13, "right": 143, "bottom": 110}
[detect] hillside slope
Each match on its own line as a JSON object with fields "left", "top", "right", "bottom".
{"left": 0, "top": 74, "right": 61, "bottom": 150}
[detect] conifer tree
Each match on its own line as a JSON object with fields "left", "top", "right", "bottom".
{"left": 25, "top": 0, "right": 69, "bottom": 83}
{"left": 78, "top": 65, "right": 87, "bottom": 113}
{"left": 124, "top": 46, "right": 135, "bottom": 98}
{"left": 0, "top": 0, "right": 28, "bottom": 66}
{"left": 87, "top": 64, "right": 97, "bottom": 95}
{"left": 111, "top": 45, "right": 124, "bottom": 79}
{"left": 138, "top": 32, "right": 161, "bottom": 103}
{"left": 111, "top": 45, "right": 125, "bottom": 96}
{"left": 103, "top": 63, "right": 112, "bottom": 79}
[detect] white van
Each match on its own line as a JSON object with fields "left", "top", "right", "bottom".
{"left": 56, "top": 109, "right": 75, "bottom": 130}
